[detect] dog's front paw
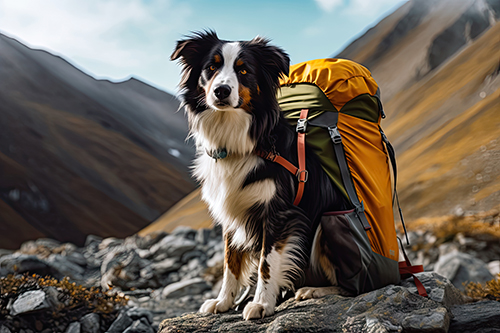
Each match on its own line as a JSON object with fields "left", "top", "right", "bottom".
{"left": 242, "top": 302, "right": 274, "bottom": 320}
{"left": 199, "top": 298, "right": 232, "bottom": 314}
{"left": 295, "top": 286, "right": 350, "bottom": 301}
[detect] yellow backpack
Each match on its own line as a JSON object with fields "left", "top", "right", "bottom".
{"left": 277, "top": 59, "right": 425, "bottom": 295}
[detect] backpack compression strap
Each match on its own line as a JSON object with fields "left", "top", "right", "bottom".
{"left": 294, "top": 109, "right": 309, "bottom": 205}
{"left": 256, "top": 109, "right": 309, "bottom": 206}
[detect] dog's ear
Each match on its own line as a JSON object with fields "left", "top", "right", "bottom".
{"left": 171, "top": 30, "right": 220, "bottom": 65}
{"left": 248, "top": 36, "right": 290, "bottom": 87}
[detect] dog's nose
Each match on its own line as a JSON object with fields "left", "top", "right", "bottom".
{"left": 214, "top": 85, "right": 231, "bottom": 100}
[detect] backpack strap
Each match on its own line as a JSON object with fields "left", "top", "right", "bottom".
{"left": 309, "top": 112, "right": 371, "bottom": 230}
{"left": 380, "top": 128, "right": 410, "bottom": 245}
{"left": 398, "top": 238, "right": 428, "bottom": 297}
{"left": 294, "top": 109, "right": 309, "bottom": 205}
{"left": 257, "top": 109, "right": 309, "bottom": 206}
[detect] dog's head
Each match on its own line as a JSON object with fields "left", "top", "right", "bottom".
{"left": 171, "top": 31, "right": 290, "bottom": 146}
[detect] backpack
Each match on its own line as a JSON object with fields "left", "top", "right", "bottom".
{"left": 271, "top": 58, "right": 425, "bottom": 296}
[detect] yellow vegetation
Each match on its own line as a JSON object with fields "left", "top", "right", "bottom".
{"left": 402, "top": 209, "right": 500, "bottom": 240}
{"left": 0, "top": 274, "right": 128, "bottom": 316}
{"left": 465, "top": 274, "right": 500, "bottom": 302}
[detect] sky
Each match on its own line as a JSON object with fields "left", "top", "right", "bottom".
{"left": 0, "top": 0, "right": 407, "bottom": 95}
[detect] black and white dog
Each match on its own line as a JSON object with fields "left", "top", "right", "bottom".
{"left": 171, "top": 31, "right": 349, "bottom": 320}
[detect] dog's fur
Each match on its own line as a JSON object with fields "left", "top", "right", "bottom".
{"left": 171, "top": 31, "right": 350, "bottom": 320}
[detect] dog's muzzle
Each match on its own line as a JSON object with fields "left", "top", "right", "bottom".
{"left": 214, "top": 85, "right": 231, "bottom": 105}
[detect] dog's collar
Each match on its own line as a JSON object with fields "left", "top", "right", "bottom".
{"left": 206, "top": 147, "right": 228, "bottom": 160}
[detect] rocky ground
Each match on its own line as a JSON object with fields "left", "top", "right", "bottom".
{"left": 0, "top": 211, "right": 499, "bottom": 332}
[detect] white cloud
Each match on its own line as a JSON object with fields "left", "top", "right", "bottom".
{"left": 314, "top": 0, "right": 343, "bottom": 12}
{"left": 0, "top": 0, "right": 192, "bottom": 92}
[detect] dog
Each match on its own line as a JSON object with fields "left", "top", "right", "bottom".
{"left": 171, "top": 31, "right": 350, "bottom": 320}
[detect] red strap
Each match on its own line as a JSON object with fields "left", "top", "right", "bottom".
{"left": 256, "top": 151, "right": 298, "bottom": 175}
{"left": 399, "top": 261, "right": 428, "bottom": 297}
{"left": 293, "top": 109, "right": 309, "bottom": 205}
{"left": 256, "top": 109, "right": 309, "bottom": 206}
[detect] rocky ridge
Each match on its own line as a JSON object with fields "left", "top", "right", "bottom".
{"left": 0, "top": 226, "right": 224, "bottom": 332}
{"left": 0, "top": 216, "right": 499, "bottom": 332}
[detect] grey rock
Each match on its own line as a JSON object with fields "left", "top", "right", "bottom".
{"left": 439, "top": 242, "right": 459, "bottom": 257}
{"left": 171, "top": 226, "right": 196, "bottom": 240}
{"left": 400, "top": 272, "right": 464, "bottom": 307}
{"left": 47, "top": 254, "right": 85, "bottom": 279}
{"left": 0, "top": 254, "right": 53, "bottom": 276}
{"left": 84, "top": 235, "right": 102, "bottom": 248}
{"left": 140, "top": 266, "right": 154, "bottom": 280}
{"left": 106, "top": 311, "right": 133, "bottom": 333}
{"left": 0, "top": 326, "right": 12, "bottom": 333}
{"left": 434, "top": 252, "right": 494, "bottom": 290}
{"left": 151, "top": 258, "right": 181, "bottom": 275}
{"left": 206, "top": 251, "right": 224, "bottom": 268}
{"left": 10, "top": 290, "right": 50, "bottom": 316}
{"left": 487, "top": 260, "right": 500, "bottom": 277}
{"left": 181, "top": 250, "right": 206, "bottom": 264}
{"left": 101, "top": 248, "right": 150, "bottom": 289}
{"left": 66, "top": 251, "right": 88, "bottom": 267}
{"left": 195, "top": 228, "right": 212, "bottom": 245}
{"left": 65, "top": 322, "right": 81, "bottom": 333}
{"left": 123, "top": 318, "right": 154, "bottom": 333}
{"left": 161, "top": 277, "right": 211, "bottom": 299}
{"left": 150, "top": 236, "right": 197, "bottom": 258}
{"left": 127, "top": 307, "right": 154, "bottom": 324}
{"left": 99, "top": 237, "right": 123, "bottom": 250}
{"left": 0, "top": 249, "right": 14, "bottom": 258}
{"left": 135, "top": 232, "right": 169, "bottom": 250}
{"left": 402, "top": 307, "right": 449, "bottom": 332}
{"left": 450, "top": 301, "right": 500, "bottom": 332}
{"left": 159, "top": 284, "right": 450, "bottom": 333}
{"left": 80, "top": 313, "right": 100, "bottom": 333}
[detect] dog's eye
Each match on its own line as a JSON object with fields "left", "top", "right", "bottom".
{"left": 240, "top": 69, "right": 247, "bottom": 75}
{"left": 209, "top": 65, "right": 216, "bottom": 71}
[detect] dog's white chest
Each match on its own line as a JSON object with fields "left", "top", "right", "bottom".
{"left": 194, "top": 153, "right": 276, "bottom": 247}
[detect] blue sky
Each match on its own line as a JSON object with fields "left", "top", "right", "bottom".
{"left": 0, "top": 0, "right": 407, "bottom": 94}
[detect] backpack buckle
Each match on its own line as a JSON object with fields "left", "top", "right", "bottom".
{"left": 296, "top": 118, "right": 308, "bottom": 133}
{"left": 328, "top": 126, "right": 342, "bottom": 144}
{"left": 296, "top": 169, "right": 308, "bottom": 183}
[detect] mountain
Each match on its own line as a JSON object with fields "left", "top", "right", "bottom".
{"left": 336, "top": 0, "right": 500, "bottom": 219}
{"left": 0, "top": 33, "right": 195, "bottom": 249}
{"left": 142, "top": 0, "right": 500, "bottom": 234}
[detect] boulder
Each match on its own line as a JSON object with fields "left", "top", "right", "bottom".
{"left": 127, "top": 307, "right": 154, "bottom": 324}
{"left": 106, "top": 311, "right": 134, "bottom": 333}
{"left": 159, "top": 275, "right": 459, "bottom": 333}
{"left": 400, "top": 272, "right": 464, "bottom": 307}
{"left": 80, "top": 313, "right": 100, "bottom": 333}
{"left": 0, "top": 326, "right": 11, "bottom": 333}
{"left": 123, "top": 318, "right": 154, "bottom": 333}
{"left": 449, "top": 301, "right": 500, "bottom": 332}
{"left": 10, "top": 290, "right": 49, "bottom": 316}
{"left": 487, "top": 260, "right": 500, "bottom": 277}
{"left": 65, "top": 322, "right": 81, "bottom": 333}
{"left": 161, "top": 278, "right": 211, "bottom": 299}
{"left": 434, "top": 252, "right": 494, "bottom": 290}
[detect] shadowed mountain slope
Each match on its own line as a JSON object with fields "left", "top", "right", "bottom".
{"left": 0, "top": 33, "right": 195, "bottom": 248}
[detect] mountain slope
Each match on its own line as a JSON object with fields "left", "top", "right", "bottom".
{"left": 0, "top": 33, "right": 195, "bottom": 248}
{"left": 339, "top": 0, "right": 500, "bottom": 218}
